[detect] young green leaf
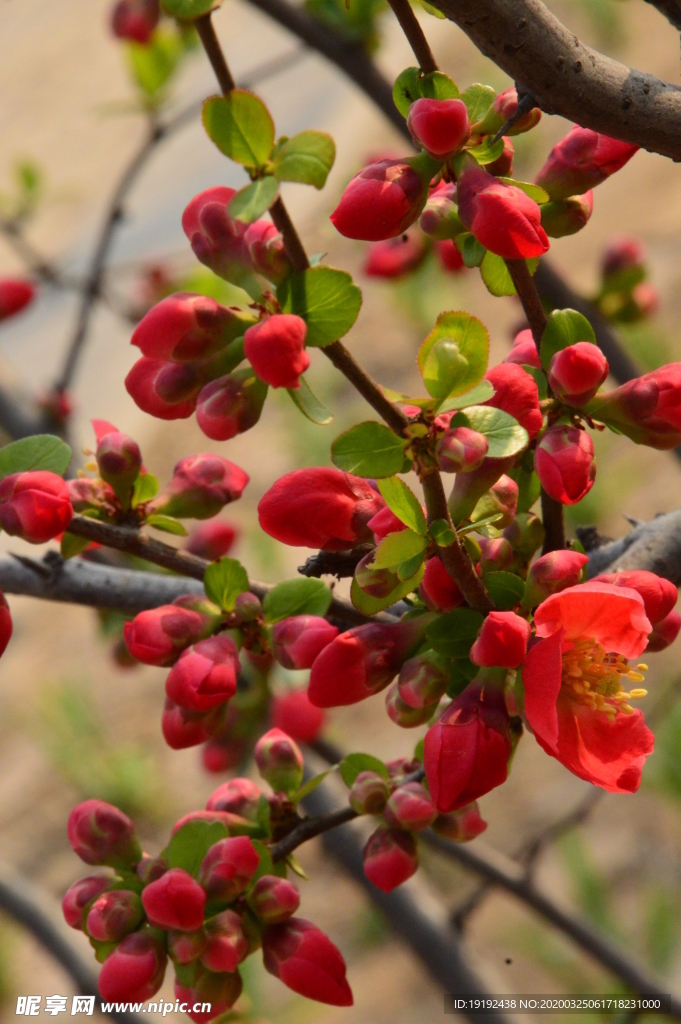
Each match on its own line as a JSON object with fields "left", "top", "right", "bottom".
{"left": 339, "top": 752, "right": 389, "bottom": 787}
{"left": 497, "top": 178, "right": 550, "bottom": 204}
{"left": 457, "top": 513, "right": 503, "bottom": 536}
{"left": 540, "top": 308, "right": 597, "bottom": 370}
{"left": 435, "top": 379, "right": 494, "bottom": 413}
{"left": 262, "top": 577, "right": 332, "bottom": 623}
{"left": 61, "top": 533, "right": 91, "bottom": 560}
{"left": 144, "top": 514, "right": 188, "bottom": 536}
{"left": 131, "top": 472, "right": 159, "bottom": 509}
{"left": 462, "top": 405, "right": 529, "bottom": 459}
{"left": 466, "top": 136, "right": 505, "bottom": 165}
{"left": 204, "top": 557, "right": 250, "bottom": 611}
{"left": 458, "top": 233, "right": 487, "bottom": 269}
{"left": 480, "top": 252, "right": 539, "bottom": 298}
{"left": 377, "top": 476, "right": 427, "bottom": 535}
{"left": 417, "top": 311, "right": 489, "bottom": 400}
{"left": 429, "top": 518, "right": 457, "bottom": 546}
{"left": 350, "top": 566, "right": 424, "bottom": 614}
{"left": 287, "top": 376, "right": 333, "bottom": 424}
{"left": 393, "top": 67, "right": 423, "bottom": 117}
{"left": 161, "top": 0, "right": 221, "bottom": 16}
{"left": 228, "top": 176, "right": 279, "bottom": 223}
{"left": 484, "top": 571, "right": 525, "bottom": 610}
{"left": 372, "top": 529, "right": 427, "bottom": 570}
{"left": 331, "top": 421, "right": 407, "bottom": 478}
{"left": 419, "top": 71, "right": 459, "bottom": 100}
{"left": 162, "top": 820, "right": 229, "bottom": 877}
{"left": 277, "top": 266, "right": 362, "bottom": 347}
{"left": 126, "top": 29, "right": 183, "bottom": 99}
{"left": 202, "top": 91, "right": 275, "bottom": 168}
{"left": 0, "top": 435, "right": 72, "bottom": 478}
{"left": 273, "top": 130, "right": 336, "bottom": 190}
{"left": 292, "top": 769, "right": 332, "bottom": 806}
{"left": 461, "top": 83, "right": 496, "bottom": 126}
{"left": 396, "top": 550, "right": 426, "bottom": 581}
{"left": 426, "top": 608, "right": 484, "bottom": 657}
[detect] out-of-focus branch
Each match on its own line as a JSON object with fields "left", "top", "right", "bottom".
{"left": 644, "top": 0, "right": 681, "bottom": 31}
{"left": 586, "top": 508, "right": 681, "bottom": 581}
{"left": 298, "top": 545, "right": 372, "bottom": 579}
{"left": 0, "top": 863, "right": 145, "bottom": 1024}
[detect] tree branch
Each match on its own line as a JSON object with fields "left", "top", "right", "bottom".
{"left": 271, "top": 805, "right": 357, "bottom": 862}
{"left": 644, "top": 0, "right": 681, "bottom": 31}
{"left": 385, "top": 0, "right": 438, "bottom": 73}
{"left": 586, "top": 508, "right": 681, "bottom": 581}
{"left": 430, "top": 0, "right": 681, "bottom": 161}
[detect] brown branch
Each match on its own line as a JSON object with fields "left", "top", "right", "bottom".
{"left": 431, "top": 0, "right": 681, "bottom": 161}
{"left": 385, "top": 0, "right": 438, "bottom": 73}
{"left": 540, "top": 489, "right": 567, "bottom": 553}
{"left": 271, "top": 806, "right": 357, "bottom": 861}
{"left": 298, "top": 545, "right": 372, "bottom": 579}
{"left": 644, "top": 0, "right": 681, "bottom": 31}
{"left": 505, "top": 259, "right": 546, "bottom": 355}
{"left": 194, "top": 13, "right": 236, "bottom": 92}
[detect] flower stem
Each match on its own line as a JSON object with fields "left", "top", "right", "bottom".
{"left": 386, "top": 0, "right": 438, "bottom": 74}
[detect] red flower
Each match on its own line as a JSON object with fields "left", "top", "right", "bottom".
{"left": 432, "top": 801, "right": 488, "bottom": 842}
{"left": 590, "top": 570, "right": 677, "bottom": 627}
{"left": 548, "top": 342, "right": 609, "bottom": 407}
{"left": 471, "top": 611, "right": 530, "bottom": 669}
{"left": 124, "top": 598, "right": 219, "bottom": 667}
{"left": 647, "top": 610, "right": 681, "bottom": 652}
{"left": 368, "top": 504, "right": 408, "bottom": 543}
{"left": 206, "top": 777, "right": 262, "bottom": 818}
{"left": 457, "top": 165, "right": 549, "bottom": 259}
{"left": 364, "top": 232, "right": 428, "bottom": 278}
{"left": 262, "top": 918, "right": 353, "bottom": 1005}
{"left": 62, "top": 876, "right": 110, "bottom": 930}
{"left": 271, "top": 616, "right": 339, "bottom": 670}
{"left": 436, "top": 426, "right": 489, "bottom": 473}
{"left": 165, "top": 635, "right": 240, "bottom": 712}
{"left": 131, "top": 293, "right": 250, "bottom": 362}
{"left": 151, "top": 454, "right": 248, "bottom": 519}
{"left": 504, "top": 328, "right": 540, "bottom": 369}
{"left": 534, "top": 424, "right": 596, "bottom": 504}
{"left": 181, "top": 187, "right": 250, "bottom": 283}
{"left": 196, "top": 368, "right": 267, "bottom": 441}
{"left": 0, "top": 278, "right": 35, "bottom": 320}
{"left": 244, "top": 314, "right": 309, "bottom": 389}
{"left": 174, "top": 971, "right": 242, "bottom": 1024}
{"left": 434, "top": 239, "right": 466, "bottom": 273}
{"left": 197, "top": 836, "right": 260, "bottom": 902}
{"left": 522, "top": 581, "right": 654, "bottom": 792}
{"left": 424, "top": 680, "right": 512, "bottom": 812}
{"left": 244, "top": 220, "right": 292, "bottom": 284}
{"left": 67, "top": 800, "right": 141, "bottom": 869}
{"left": 142, "top": 868, "right": 206, "bottom": 931}
{"left": 483, "top": 363, "right": 543, "bottom": 440}
{"left": 534, "top": 127, "right": 638, "bottom": 202}
{"left": 362, "top": 827, "right": 418, "bottom": 892}
{"left": 111, "top": 0, "right": 159, "bottom": 44}
{"left": 586, "top": 364, "right": 681, "bottom": 450}
{"left": 125, "top": 356, "right": 205, "bottom": 420}
{"left": 523, "top": 550, "right": 589, "bottom": 608}
{"left": 250, "top": 874, "right": 300, "bottom": 924}
{"left": 406, "top": 98, "right": 470, "bottom": 159}
{"left": 330, "top": 159, "right": 429, "bottom": 241}
{"left": 0, "top": 471, "right": 72, "bottom": 543}
{"left": 98, "top": 930, "right": 166, "bottom": 1003}
{"left": 201, "top": 909, "right": 248, "bottom": 973}
{"left": 258, "top": 467, "right": 384, "bottom": 551}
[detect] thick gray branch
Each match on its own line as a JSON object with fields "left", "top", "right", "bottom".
{"left": 431, "top": 0, "right": 681, "bottom": 160}
{"left": 586, "top": 510, "right": 681, "bottom": 580}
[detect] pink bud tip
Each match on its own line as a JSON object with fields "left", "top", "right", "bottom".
{"left": 67, "top": 800, "right": 141, "bottom": 869}
{"left": 62, "top": 876, "right": 111, "bottom": 929}
{"left": 271, "top": 616, "right": 338, "bottom": 671}
{"left": 406, "top": 98, "right": 470, "bottom": 159}
{"left": 0, "top": 471, "right": 72, "bottom": 544}
{"left": 548, "top": 342, "right": 609, "bottom": 407}
{"left": 141, "top": 868, "right": 206, "bottom": 931}
{"left": 470, "top": 611, "right": 530, "bottom": 669}
{"left": 97, "top": 930, "right": 166, "bottom": 1003}
{"left": 165, "top": 635, "right": 239, "bottom": 712}
{"left": 362, "top": 827, "right": 418, "bottom": 892}
{"left": 534, "top": 424, "right": 596, "bottom": 505}
{"left": 254, "top": 727, "right": 304, "bottom": 794}
{"left": 244, "top": 314, "right": 309, "bottom": 389}
{"left": 197, "top": 836, "right": 260, "bottom": 902}
{"left": 384, "top": 781, "right": 437, "bottom": 832}
{"left": 250, "top": 874, "right": 300, "bottom": 924}
{"left": 457, "top": 166, "right": 549, "bottom": 260}
{"left": 262, "top": 917, "right": 353, "bottom": 1005}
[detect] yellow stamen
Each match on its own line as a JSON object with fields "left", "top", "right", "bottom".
{"left": 560, "top": 636, "right": 648, "bottom": 718}
{"left": 629, "top": 688, "right": 648, "bottom": 699}
{"left": 637, "top": 664, "right": 648, "bottom": 672}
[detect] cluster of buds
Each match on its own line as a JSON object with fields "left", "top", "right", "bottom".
{"left": 63, "top": 771, "right": 353, "bottom": 1016}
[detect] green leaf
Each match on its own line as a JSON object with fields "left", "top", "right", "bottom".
{"left": 457, "top": 513, "right": 503, "bottom": 536}
{"left": 228, "top": 176, "right": 278, "bottom": 223}
{"left": 417, "top": 0, "right": 446, "bottom": 18}
{"left": 523, "top": 364, "right": 548, "bottom": 400}
{"left": 458, "top": 233, "right": 486, "bottom": 268}
{"left": 508, "top": 463, "right": 542, "bottom": 513}
{"left": 540, "top": 308, "right": 597, "bottom": 371}
{"left": 461, "top": 83, "right": 496, "bottom": 126}
{"left": 251, "top": 839, "right": 286, "bottom": 883}
{"left": 435, "top": 380, "right": 494, "bottom": 413}
{"left": 448, "top": 656, "right": 478, "bottom": 696}
{"left": 131, "top": 472, "right": 159, "bottom": 509}
{"left": 204, "top": 556, "right": 249, "bottom": 611}
{"left": 498, "top": 178, "right": 550, "bottom": 204}
{"left": 418, "top": 71, "right": 459, "bottom": 100}
{"left": 429, "top": 518, "right": 457, "bottom": 547}
{"left": 331, "top": 421, "right": 406, "bottom": 478}
{"left": 377, "top": 477, "right": 427, "bottom": 535}
{"left": 277, "top": 266, "right": 362, "bottom": 347}
{"left": 161, "top": 0, "right": 220, "bottom": 16}
{"left": 162, "top": 820, "right": 229, "bottom": 877}
{"left": 462, "top": 405, "right": 529, "bottom": 459}
{"left": 292, "top": 769, "right": 332, "bottom": 806}
{"left": 480, "top": 252, "right": 539, "bottom": 298}
{"left": 393, "top": 67, "right": 422, "bottom": 118}
{"left": 145, "top": 514, "right": 188, "bottom": 536}
{"left": 0, "top": 435, "right": 72, "bottom": 478}
{"left": 202, "top": 91, "right": 275, "bottom": 168}
{"left": 396, "top": 550, "right": 426, "bottom": 581}
{"left": 350, "top": 565, "right": 424, "bottom": 614}
{"left": 466, "top": 136, "right": 504, "bottom": 165}
{"left": 273, "top": 130, "right": 336, "bottom": 190}
{"left": 339, "top": 752, "right": 389, "bottom": 787}
{"left": 262, "top": 577, "right": 332, "bottom": 623}
{"left": 373, "top": 529, "right": 427, "bottom": 570}
{"left": 484, "top": 570, "right": 525, "bottom": 610}
{"left": 126, "top": 29, "right": 183, "bottom": 99}
{"left": 61, "top": 533, "right": 91, "bottom": 560}
{"left": 286, "top": 853, "right": 310, "bottom": 879}
{"left": 426, "top": 608, "right": 483, "bottom": 658}
{"left": 417, "top": 311, "right": 489, "bottom": 400}
{"left": 287, "top": 376, "right": 333, "bottom": 424}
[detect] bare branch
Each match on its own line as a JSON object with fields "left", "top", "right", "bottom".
{"left": 644, "top": 0, "right": 681, "bottom": 31}
{"left": 298, "top": 545, "right": 372, "bottom": 579}
{"left": 586, "top": 509, "right": 681, "bottom": 581}
{"left": 271, "top": 806, "right": 357, "bottom": 862}
{"left": 385, "top": 0, "right": 438, "bottom": 73}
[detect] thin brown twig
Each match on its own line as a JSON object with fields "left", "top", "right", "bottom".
{"left": 194, "top": 13, "right": 236, "bottom": 92}
{"left": 385, "top": 0, "right": 438, "bottom": 73}
{"left": 271, "top": 806, "right": 357, "bottom": 861}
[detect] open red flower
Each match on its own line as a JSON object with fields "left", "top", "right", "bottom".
{"left": 522, "top": 582, "right": 654, "bottom": 792}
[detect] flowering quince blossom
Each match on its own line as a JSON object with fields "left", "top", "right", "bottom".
{"left": 330, "top": 158, "right": 430, "bottom": 240}
{"left": 457, "top": 164, "right": 549, "bottom": 259}
{"left": 521, "top": 582, "right": 655, "bottom": 792}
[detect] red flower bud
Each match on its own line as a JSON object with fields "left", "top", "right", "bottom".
{"left": 197, "top": 836, "right": 260, "bottom": 902}
{"left": 124, "top": 356, "right": 204, "bottom": 420}
{"left": 165, "top": 635, "right": 239, "bottom": 712}
{"left": 62, "top": 876, "right": 111, "bottom": 929}
{"left": 250, "top": 875, "right": 300, "bottom": 924}
{"left": 330, "top": 159, "right": 429, "bottom": 241}
{"left": 362, "top": 827, "right": 418, "bottom": 893}
{"left": 591, "top": 569, "right": 677, "bottom": 626}
{"left": 548, "top": 342, "right": 609, "bottom": 407}
{"left": 98, "top": 929, "right": 166, "bottom": 1002}
{"left": 436, "top": 426, "right": 489, "bottom": 473}
{"left": 161, "top": 700, "right": 223, "bottom": 750}
{"left": 175, "top": 970, "right": 243, "bottom": 1024}
{"left": 435, "top": 239, "right": 466, "bottom": 272}
{"left": 483, "top": 362, "right": 543, "bottom": 440}
{"left": 207, "top": 777, "right": 262, "bottom": 819}
{"left": 477, "top": 536, "right": 514, "bottom": 574}
{"left": 602, "top": 235, "right": 645, "bottom": 278}
{"left": 0, "top": 591, "right": 12, "bottom": 658}
{"left": 201, "top": 909, "right": 249, "bottom": 973}
{"left": 244, "top": 220, "right": 292, "bottom": 284}
{"left": 541, "top": 192, "right": 593, "bottom": 239}
{"left": 262, "top": 917, "right": 353, "bottom": 1005}
{"left": 534, "top": 126, "right": 638, "bottom": 201}
{"left": 523, "top": 550, "right": 588, "bottom": 609}
{"left": 419, "top": 556, "right": 463, "bottom": 611}
{"left": 534, "top": 424, "right": 596, "bottom": 504}
{"left": 419, "top": 182, "right": 465, "bottom": 240}
{"left": 0, "top": 471, "right": 72, "bottom": 543}
{"left": 68, "top": 800, "right": 141, "bottom": 869}
{"left": 186, "top": 519, "right": 238, "bottom": 560}
{"left": 0, "top": 278, "right": 35, "bottom": 320}
{"left": 424, "top": 681, "right": 512, "bottom": 812}
{"left": 384, "top": 781, "right": 437, "bottom": 832}
{"left": 254, "top": 727, "right": 304, "bottom": 793}
{"left": 484, "top": 88, "right": 541, "bottom": 136}
{"left": 354, "top": 551, "right": 403, "bottom": 600}
{"left": 486, "top": 136, "right": 514, "bottom": 177}
{"left": 131, "top": 293, "right": 252, "bottom": 363}
{"left": 244, "top": 314, "right": 310, "bottom": 389}
{"left": 432, "top": 801, "right": 487, "bottom": 842}
{"left": 94, "top": 423, "right": 142, "bottom": 507}
{"left": 406, "top": 98, "right": 470, "bottom": 159}
{"left": 457, "top": 165, "right": 549, "bottom": 260}
{"left": 385, "top": 683, "right": 435, "bottom": 727}
{"left": 151, "top": 454, "right": 248, "bottom": 519}
{"left": 271, "top": 689, "right": 326, "bottom": 742}
{"left": 182, "top": 187, "right": 251, "bottom": 283}
{"left": 202, "top": 734, "right": 246, "bottom": 773}
{"left": 398, "top": 650, "right": 450, "bottom": 709}
{"left": 586, "top": 364, "right": 681, "bottom": 449}
{"left": 141, "top": 868, "right": 206, "bottom": 931}
{"left": 308, "top": 618, "right": 427, "bottom": 708}
{"left": 195, "top": 367, "right": 267, "bottom": 441}
{"left": 124, "top": 598, "right": 219, "bottom": 667}
{"left": 504, "top": 328, "right": 540, "bottom": 369}
{"left": 364, "top": 232, "right": 428, "bottom": 278}
{"left": 367, "top": 504, "right": 408, "bottom": 544}
{"left": 258, "top": 467, "right": 384, "bottom": 551}
{"left": 136, "top": 855, "right": 167, "bottom": 886}
{"left": 167, "top": 928, "right": 207, "bottom": 965}
{"left": 471, "top": 473, "right": 519, "bottom": 528}
{"left": 470, "top": 611, "right": 530, "bottom": 668}
{"left": 646, "top": 609, "right": 681, "bottom": 652}
{"left": 502, "top": 511, "right": 545, "bottom": 560}
{"left": 111, "top": 0, "right": 159, "bottom": 43}
{"left": 348, "top": 770, "right": 390, "bottom": 814}
{"left": 86, "top": 889, "right": 143, "bottom": 942}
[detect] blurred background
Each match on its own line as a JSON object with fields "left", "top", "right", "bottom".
{"left": 1, "top": 0, "right": 681, "bottom": 1020}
